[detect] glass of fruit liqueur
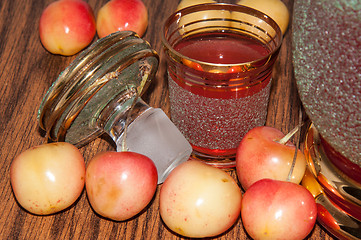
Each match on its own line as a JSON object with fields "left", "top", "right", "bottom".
{"left": 162, "top": 3, "right": 282, "bottom": 167}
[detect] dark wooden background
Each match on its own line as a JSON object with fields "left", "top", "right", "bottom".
{"left": 0, "top": 0, "right": 336, "bottom": 239}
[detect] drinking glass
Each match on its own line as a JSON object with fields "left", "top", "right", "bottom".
{"left": 162, "top": 3, "right": 282, "bottom": 167}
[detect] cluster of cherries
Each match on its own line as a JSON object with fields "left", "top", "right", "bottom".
{"left": 39, "top": 0, "right": 148, "bottom": 56}
{"left": 10, "top": 124, "right": 317, "bottom": 240}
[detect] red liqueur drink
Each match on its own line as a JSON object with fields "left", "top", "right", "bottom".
{"left": 175, "top": 33, "right": 269, "bottom": 65}
{"left": 163, "top": 3, "right": 282, "bottom": 166}
{"left": 169, "top": 33, "right": 272, "bottom": 157}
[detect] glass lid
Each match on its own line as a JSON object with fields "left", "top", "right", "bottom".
{"left": 38, "top": 31, "right": 159, "bottom": 147}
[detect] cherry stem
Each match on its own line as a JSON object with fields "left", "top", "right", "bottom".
{"left": 120, "top": 67, "right": 150, "bottom": 152}
{"left": 276, "top": 124, "right": 302, "bottom": 145}
{"left": 286, "top": 109, "right": 303, "bottom": 182}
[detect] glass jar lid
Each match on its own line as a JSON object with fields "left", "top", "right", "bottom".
{"left": 38, "top": 31, "right": 159, "bottom": 147}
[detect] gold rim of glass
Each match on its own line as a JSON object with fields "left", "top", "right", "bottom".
{"left": 162, "top": 3, "right": 283, "bottom": 74}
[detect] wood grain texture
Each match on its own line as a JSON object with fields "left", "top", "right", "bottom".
{"left": 0, "top": 0, "right": 336, "bottom": 239}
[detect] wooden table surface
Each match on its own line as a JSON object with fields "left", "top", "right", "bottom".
{"left": 0, "top": 0, "right": 337, "bottom": 239}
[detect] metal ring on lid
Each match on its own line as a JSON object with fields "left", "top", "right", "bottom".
{"left": 38, "top": 31, "right": 159, "bottom": 147}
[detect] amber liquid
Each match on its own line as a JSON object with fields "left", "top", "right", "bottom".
{"left": 168, "top": 32, "right": 272, "bottom": 158}
{"left": 175, "top": 33, "right": 269, "bottom": 64}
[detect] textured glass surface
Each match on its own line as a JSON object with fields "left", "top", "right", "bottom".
{"left": 293, "top": 0, "right": 361, "bottom": 165}
{"left": 168, "top": 73, "right": 271, "bottom": 150}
